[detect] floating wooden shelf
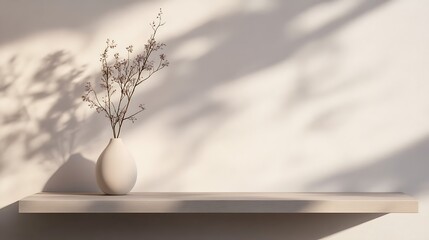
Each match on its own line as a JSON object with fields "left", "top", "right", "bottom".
{"left": 19, "top": 192, "right": 418, "bottom": 213}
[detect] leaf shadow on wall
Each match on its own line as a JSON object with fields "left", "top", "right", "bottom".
{"left": 0, "top": 51, "right": 91, "bottom": 174}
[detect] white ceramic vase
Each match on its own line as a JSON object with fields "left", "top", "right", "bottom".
{"left": 96, "top": 138, "right": 137, "bottom": 195}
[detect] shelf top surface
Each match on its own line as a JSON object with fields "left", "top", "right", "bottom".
{"left": 19, "top": 192, "right": 418, "bottom": 213}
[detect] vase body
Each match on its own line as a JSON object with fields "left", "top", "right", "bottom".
{"left": 96, "top": 138, "right": 137, "bottom": 195}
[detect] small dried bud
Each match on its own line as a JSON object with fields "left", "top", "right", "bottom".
{"left": 162, "top": 60, "right": 169, "bottom": 67}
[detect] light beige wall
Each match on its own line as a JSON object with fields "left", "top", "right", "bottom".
{"left": 1, "top": 0, "right": 428, "bottom": 239}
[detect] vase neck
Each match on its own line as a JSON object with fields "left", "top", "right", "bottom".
{"left": 109, "top": 138, "right": 123, "bottom": 144}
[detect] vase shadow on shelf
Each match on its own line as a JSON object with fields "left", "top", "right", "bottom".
{"left": 43, "top": 153, "right": 100, "bottom": 193}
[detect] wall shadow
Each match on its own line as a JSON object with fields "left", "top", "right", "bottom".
{"left": 0, "top": 0, "right": 398, "bottom": 239}
{"left": 308, "top": 136, "right": 429, "bottom": 196}
{"left": 43, "top": 153, "right": 99, "bottom": 193}
{"left": 1, "top": 201, "right": 383, "bottom": 240}
{"left": 0, "top": 50, "right": 89, "bottom": 175}
{"left": 0, "top": 1, "right": 393, "bottom": 180}
{"left": 137, "top": 0, "right": 391, "bottom": 125}
{"left": 0, "top": 0, "right": 145, "bottom": 45}
{"left": 127, "top": 0, "right": 392, "bottom": 190}
{"left": 0, "top": 0, "right": 393, "bottom": 189}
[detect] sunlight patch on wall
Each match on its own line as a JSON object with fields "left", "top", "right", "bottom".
{"left": 288, "top": 0, "right": 363, "bottom": 37}
{"left": 172, "top": 37, "right": 221, "bottom": 61}
{"left": 241, "top": 0, "right": 277, "bottom": 13}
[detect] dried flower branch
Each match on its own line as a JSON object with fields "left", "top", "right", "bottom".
{"left": 82, "top": 9, "right": 169, "bottom": 138}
